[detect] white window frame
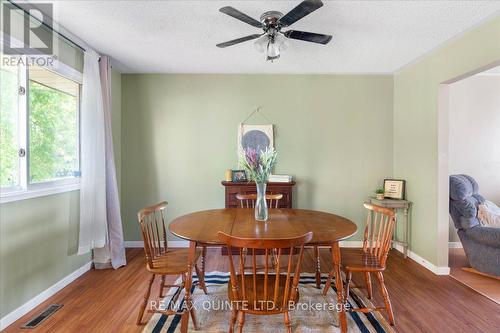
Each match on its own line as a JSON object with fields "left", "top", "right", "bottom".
{"left": 0, "top": 57, "right": 82, "bottom": 204}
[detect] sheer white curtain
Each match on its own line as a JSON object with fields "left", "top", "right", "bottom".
{"left": 78, "top": 50, "right": 107, "bottom": 254}
{"left": 95, "top": 55, "right": 126, "bottom": 269}
{"left": 78, "top": 50, "right": 126, "bottom": 269}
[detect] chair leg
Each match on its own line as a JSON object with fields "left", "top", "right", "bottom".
{"left": 284, "top": 310, "right": 292, "bottom": 333}
{"left": 137, "top": 273, "right": 155, "bottom": 325}
{"left": 182, "top": 271, "right": 199, "bottom": 331}
{"left": 376, "top": 272, "right": 395, "bottom": 326}
{"left": 195, "top": 263, "right": 208, "bottom": 295}
{"left": 159, "top": 275, "right": 166, "bottom": 297}
{"left": 180, "top": 310, "right": 189, "bottom": 333}
{"left": 315, "top": 246, "right": 321, "bottom": 289}
{"left": 189, "top": 294, "right": 198, "bottom": 331}
{"left": 237, "top": 311, "right": 245, "bottom": 333}
{"left": 344, "top": 271, "right": 352, "bottom": 301}
{"left": 229, "top": 307, "right": 237, "bottom": 333}
{"left": 364, "top": 272, "right": 372, "bottom": 299}
{"left": 323, "top": 268, "right": 334, "bottom": 296}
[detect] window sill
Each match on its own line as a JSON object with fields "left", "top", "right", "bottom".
{"left": 0, "top": 182, "right": 80, "bottom": 204}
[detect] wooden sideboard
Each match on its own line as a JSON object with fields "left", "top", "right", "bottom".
{"left": 221, "top": 181, "right": 295, "bottom": 208}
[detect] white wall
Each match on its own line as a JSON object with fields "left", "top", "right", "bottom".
{"left": 448, "top": 72, "right": 500, "bottom": 242}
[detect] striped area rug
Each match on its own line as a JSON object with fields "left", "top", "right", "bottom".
{"left": 143, "top": 272, "right": 395, "bottom": 333}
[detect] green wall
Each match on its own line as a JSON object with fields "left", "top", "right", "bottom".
{"left": 121, "top": 74, "right": 394, "bottom": 242}
{"left": 0, "top": 191, "right": 90, "bottom": 317}
{"left": 393, "top": 16, "right": 500, "bottom": 266}
{"left": 0, "top": 70, "right": 122, "bottom": 318}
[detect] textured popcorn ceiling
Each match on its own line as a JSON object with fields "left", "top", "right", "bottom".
{"left": 46, "top": 1, "right": 500, "bottom": 73}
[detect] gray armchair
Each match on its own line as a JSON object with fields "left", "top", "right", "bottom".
{"left": 449, "top": 174, "right": 500, "bottom": 276}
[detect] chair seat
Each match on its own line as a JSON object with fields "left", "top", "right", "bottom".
{"left": 146, "top": 248, "right": 201, "bottom": 275}
{"left": 342, "top": 249, "right": 385, "bottom": 272}
{"left": 227, "top": 274, "right": 299, "bottom": 311}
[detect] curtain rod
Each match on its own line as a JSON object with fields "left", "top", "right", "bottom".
{"left": 7, "top": 0, "right": 86, "bottom": 52}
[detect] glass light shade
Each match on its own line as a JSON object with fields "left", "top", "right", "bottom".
{"left": 275, "top": 34, "right": 288, "bottom": 51}
{"left": 253, "top": 35, "right": 268, "bottom": 53}
{"left": 266, "top": 40, "right": 280, "bottom": 61}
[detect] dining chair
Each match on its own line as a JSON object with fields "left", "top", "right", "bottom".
{"left": 218, "top": 231, "right": 313, "bottom": 333}
{"left": 136, "top": 201, "right": 207, "bottom": 327}
{"left": 235, "top": 193, "right": 285, "bottom": 267}
{"left": 236, "top": 193, "right": 323, "bottom": 289}
{"left": 235, "top": 193, "right": 283, "bottom": 209}
{"left": 323, "top": 203, "right": 396, "bottom": 325}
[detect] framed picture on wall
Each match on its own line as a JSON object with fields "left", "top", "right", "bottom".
{"left": 383, "top": 179, "right": 406, "bottom": 200}
{"left": 238, "top": 124, "right": 274, "bottom": 155}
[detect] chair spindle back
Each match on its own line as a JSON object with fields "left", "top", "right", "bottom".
{"left": 137, "top": 201, "right": 169, "bottom": 268}
{"left": 218, "top": 231, "right": 312, "bottom": 312}
{"left": 236, "top": 193, "right": 284, "bottom": 209}
{"left": 362, "top": 203, "right": 396, "bottom": 268}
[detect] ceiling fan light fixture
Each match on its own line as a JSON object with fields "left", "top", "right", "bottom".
{"left": 217, "top": 1, "right": 332, "bottom": 62}
{"left": 275, "top": 33, "right": 288, "bottom": 51}
{"left": 266, "top": 38, "right": 280, "bottom": 62}
{"left": 253, "top": 35, "right": 268, "bottom": 53}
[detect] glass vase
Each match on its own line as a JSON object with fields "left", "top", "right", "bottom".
{"left": 255, "top": 181, "right": 268, "bottom": 221}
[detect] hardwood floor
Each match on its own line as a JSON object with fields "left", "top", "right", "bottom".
{"left": 449, "top": 248, "right": 500, "bottom": 304}
{"left": 3, "top": 248, "right": 500, "bottom": 333}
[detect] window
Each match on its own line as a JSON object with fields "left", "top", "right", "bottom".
{"left": 0, "top": 63, "right": 21, "bottom": 189}
{"left": 0, "top": 57, "right": 81, "bottom": 202}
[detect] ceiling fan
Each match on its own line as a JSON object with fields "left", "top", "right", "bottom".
{"left": 216, "top": 0, "right": 332, "bottom": 62}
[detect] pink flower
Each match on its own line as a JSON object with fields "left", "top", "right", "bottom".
{"left": 244, "top": 147, "right": 259, "bottom": 168}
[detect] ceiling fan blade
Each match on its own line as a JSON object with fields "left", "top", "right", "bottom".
{"left": 219, "top": 6, "right": 262, "bottom": 28}
{"left": 283, "top": 30, "right": 332, "bottom": 44}
{"left": 216, "top": 34, "right": 263, "bottom": 48}
{"left": 278, "top": 0, "right": 324, "bottom": 27}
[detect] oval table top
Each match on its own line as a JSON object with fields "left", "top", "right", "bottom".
{"left": 169, "top": 208, "right": 358, "bottom": 245}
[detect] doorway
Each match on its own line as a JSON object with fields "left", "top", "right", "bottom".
{"left": 438, "top": 64, "right": 500, "bottom": 303}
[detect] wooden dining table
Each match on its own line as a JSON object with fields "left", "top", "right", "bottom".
{"left": 169, "top": 208, "right": 358, "bottom": 333}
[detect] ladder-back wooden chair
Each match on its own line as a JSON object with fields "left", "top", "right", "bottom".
{"left": 218, "top": 231, "right": 313, "bottom": 333}
{"left": 236, "top": 193, "right": 283, "bottom": 209}
{"left": 137, "top": 201, "right": 207, "bottom": 327}
{"left": 236, "top": 193, "right": 323, "bottom": 289}
{"left": 323, "top": 203, "right": 396, "bottom": 325}
{"left": 235, "top": 193, "right": 285, "bottom": 266}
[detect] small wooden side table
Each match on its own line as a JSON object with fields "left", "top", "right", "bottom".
{"left": 369, "top": 198, "right": 412, "bottom": 258}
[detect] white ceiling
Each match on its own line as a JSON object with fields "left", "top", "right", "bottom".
{"left": 480, "top": 66, "right": 500, "bottom": 75}
{"left": 45, "top": 1, "right": 500, "bottom": 74}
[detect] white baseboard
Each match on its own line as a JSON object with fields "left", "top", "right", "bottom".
{"left": 393, "top": 243, "right": 450, "bottom": 275}
{"left": 124, "top": 240, "right": 189, "bottom": 248}
{"left": 0, "top": 261, "right": 92, "bottom": 331}
{"left": 339, "top": 241, "right": 363, "bottom": 248}
{"left": 125, "top": 240, "right": 364, "bottom": 249}
{"left": 448, "top": 242, "right": 463, "bottom": 248}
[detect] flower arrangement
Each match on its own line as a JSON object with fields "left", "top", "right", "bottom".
{"left": 239, "top": 146, "right": 277, "bottom": 183}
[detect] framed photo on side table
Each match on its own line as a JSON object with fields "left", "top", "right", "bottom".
{"left": 383, "top": 179, "right": 406, "bottom": 200}
{"left": 231, "top": 170, "right": 247, "bottom": 182}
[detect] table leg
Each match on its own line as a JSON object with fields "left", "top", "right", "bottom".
{"left": 184, "top": 241, "right": 198, "bottom": 332}
{"left": 392, "top": 211, "right": 398, "bottom": 251}
{"left": 315, "top": 245, "right": 321, "bottom": 289}
{"left": 332, "top": 242, "right": 347, "bottom": 333}
{"left": 404, "top": 207, "right": 409, "bottom": 258}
